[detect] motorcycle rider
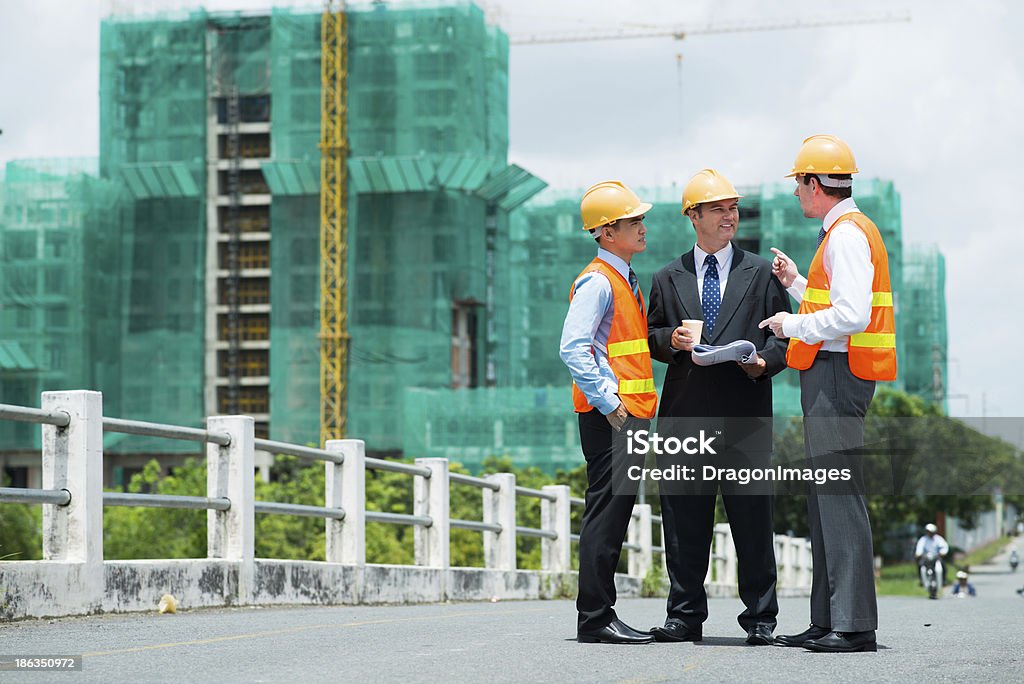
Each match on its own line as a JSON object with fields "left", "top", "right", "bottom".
{"left": 950, "top": 571, "right": 976, "bottom": 598}
{"left": 915, "top": 523, "right": 949, "bottom": 588}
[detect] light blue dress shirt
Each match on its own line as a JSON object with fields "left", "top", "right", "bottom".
{"left": 559, "top": 248, "right": 634, "bottom": 416}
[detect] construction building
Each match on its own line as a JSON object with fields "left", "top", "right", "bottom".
{"left": 901, "top": 244, "right": 948, "bottom": 411}
{"left": 0, "top": 159, "right": 129, "bottom": 485}
{"left": 95, "top": 3, "right": 542, "bottom": 453}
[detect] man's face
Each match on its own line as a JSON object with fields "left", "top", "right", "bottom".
{"left": 689, "top": 198, "right": 738, "bottom": 250}
{"left": 793, "top": 175, "right": 817, "bottom": 219}
{"left": 602, "top": 215, "right": 647, "bottom": 255}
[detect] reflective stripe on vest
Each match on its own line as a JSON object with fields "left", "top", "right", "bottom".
{"left": 803, "top": 287, "right": 893, "bottom": 307}
{"left": 618, "top": 378, "right": 656, "bottom": 395}
{"left": 569, "top": 258, "right": 658, "bottom": 418}
{"left": 607, "top": 338, "right": 650, "bottom": 358}
{"left": 785, "top": 212, "right": 897, "bottom": 381}
{"left": 849, "top": 332, "right": 896, "bottom": 348}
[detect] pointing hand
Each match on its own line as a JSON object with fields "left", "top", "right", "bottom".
{"left": 769, "top": 248, "right": 799, "bottom": 288}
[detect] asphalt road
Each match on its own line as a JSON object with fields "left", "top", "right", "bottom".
{"left": 2, "top": 546, "right": 1022, "bottom": 683}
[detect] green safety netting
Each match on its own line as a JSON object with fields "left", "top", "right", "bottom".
{"left": 902, "top": 244, "right": 948, "bottom": 411}
{"left": 93, "top": 2, "right": 532, "bottom": 453}
{"left": 0, "top": 159, "right": 129, "bottom": 449}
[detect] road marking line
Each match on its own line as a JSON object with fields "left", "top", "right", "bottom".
{"left": 82, "top": 606, "right": 552, "bottom": 659}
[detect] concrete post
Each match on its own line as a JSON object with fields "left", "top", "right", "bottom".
{"left": 660, "top": 516, "right": 669, "bottom": 575}
{"left": 627, "top": 504, "right": 653, "bottom": 579}
{"left": 780, "top": 536, "right": 795, "bottom": 589}
{"left": 773, "top": 536, "right": 785, "bottom": 589}
{"left": 41, "top": 391, "right": 104, "bottom": 568}
{"left": 413, "top": 458, "right": 449, "bottom": 569}
{"left": 325, "top": 439, "right": 364, "bottom": 565}
{"left": 721, "top": 523, "right": 738, "bottom": 587}
{"left": 540, "top": 485, "right": 571, "bottom": 573}
{"left": 801, "top": 539, "right": 814, "bottom": 591}
{"left": 207, "top": 415, "right": 255, "bottom": 604}
{"left": 483, "top": 473, "right": 516, "bottom": 571}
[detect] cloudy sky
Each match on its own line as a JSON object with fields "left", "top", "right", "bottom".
{"left": 1, "top": 0, "right": 1021, "bottom": 423}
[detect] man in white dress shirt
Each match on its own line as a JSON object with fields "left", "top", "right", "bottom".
{"left": 761, "top": 134, "right": 898, "bottom": 653}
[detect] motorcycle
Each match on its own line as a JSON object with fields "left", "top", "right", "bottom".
{"left": 919, "top": 552, "right": 940, "bottom": 599}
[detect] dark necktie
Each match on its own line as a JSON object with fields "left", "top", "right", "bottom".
{"left": 702, "top": 254, "right": 720, "bottom": 333}
{"left": 817, "top": 227, "right": 826, "bottom": 248}
{"left": 628, "top": 267, "right": 642, "bottom": 309}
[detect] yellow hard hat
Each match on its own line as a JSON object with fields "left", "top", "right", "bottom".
{"left": 681, "top": 168, "right": 742, "bottom": 214}
{"left": 786, "top": 134, "right": 859, "bottom": 178}
{"left": 580, "top": 181, "right": 652, "bottom": 231}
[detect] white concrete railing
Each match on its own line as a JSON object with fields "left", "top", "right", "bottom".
{"left": 0, "top": 391, "right": 812, "bottom": 619}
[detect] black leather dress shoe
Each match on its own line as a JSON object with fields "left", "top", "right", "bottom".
{"left": 745, "top": 624, "right": 774, "bottom": 645}
{"left": 774, "top": 624, "right": 830, "bottom": 647}
{"left": 649, "top": 621, "right": 702, "bottom": 642}
{"left": 578, "top": 618, "right": 655, "bottom": 644}
{"left": 803, "top": 630, "right": 877, "bottom": 653}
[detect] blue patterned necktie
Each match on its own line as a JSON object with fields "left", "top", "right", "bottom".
{"left": 817, "top": 227, "right": 826, "bottom": 248}
{"left": 628, "top": 267, "right": 642, "bottom": 309}
{"left": 702, "top": 254, "right": 720, "bottom": 333}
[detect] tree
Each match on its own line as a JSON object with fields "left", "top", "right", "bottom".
{"left": 0, "top": 500, "right": 41, "bottom": 561}
{"left": 104, "top": 459, "right": 207, "bottom": 559}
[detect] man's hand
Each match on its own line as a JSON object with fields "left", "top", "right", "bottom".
{"left": 606, "top": 402, "right": 629, "bottom": 432}
{"left": 769, "top": 247, "right": 799, "bottom": 288}
{"left": 670, "top": 326, "right": 696, "bottom": 352}
{"left": 738, "top": 355, "right": 767, "bottom": 378}
{"left": 759, "top": 312, "right": 789, "bottom": 338}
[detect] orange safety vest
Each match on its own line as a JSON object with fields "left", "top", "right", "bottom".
{"left": 569, "top": 258, "right": 658, "bottom": 419}
{"left": 786, "top": 212, "right": 897, "bottom": 381}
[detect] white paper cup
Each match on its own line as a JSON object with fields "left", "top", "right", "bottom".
{"left": 680, "top": 319, "right": 704, "bottom": 342}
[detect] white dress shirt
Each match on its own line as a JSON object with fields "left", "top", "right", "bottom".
{"left": 782, "top": 198, "right": 874, "bottom": 352}
{"left": 693, "top": 241, "right": 734, "bottom": 301}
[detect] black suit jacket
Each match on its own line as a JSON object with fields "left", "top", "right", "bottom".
{"left": 647, "top": 246, "right": 792, "bottom": 419}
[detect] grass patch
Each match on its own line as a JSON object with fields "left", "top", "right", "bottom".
{"left": 878, "top": 560, "right": 927, "bottom": 597}
{"left": 961, "top": 535, "right": 1012, "bottom": 568}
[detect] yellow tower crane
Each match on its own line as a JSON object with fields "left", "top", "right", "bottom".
{"left": 319, "top": 0, "right": 349, "bottom": 444}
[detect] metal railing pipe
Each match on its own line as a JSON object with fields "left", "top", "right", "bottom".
{"left": 103, "top": 417, "right": 231, "bottom": 446}
{"left": 254, "top": 501, "right": 346, "bottom": 520}
{"left": 253, "top": 438, "right": 342, "bottom": 464}
{"left": 365, "top": 457, "right": 432, "bottom": 478}
{"left": 103, "top": 492, "right": 231, "bottom": 511}
{"left": 449, "top": 472, "right": 500, "bottom": 491}
{"left": 0, "top": 404, "right": 70, "bottom": 427}
{"left": 516, "top": 526, "right": 558, "bottom": 541}
{"left": 0, "top": 487, "right": 71, "bottom": 506}
{"left": 515, "top": 486, "right": 557, "bottom": 502}
{"left": 366, "top": 510, "right": 433, "bottom": 527}
{"left": 450, "top": 519, "right": 502, "bottom": 533}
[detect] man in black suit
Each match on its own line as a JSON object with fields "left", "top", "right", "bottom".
{"left": 646, "top": 169, "right": 791, "bottom": 645}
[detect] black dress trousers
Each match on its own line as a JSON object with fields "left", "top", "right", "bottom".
{"left": 576, "top": 408, "right": 645, "bottom": 632}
